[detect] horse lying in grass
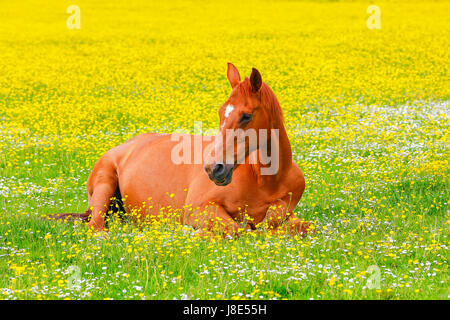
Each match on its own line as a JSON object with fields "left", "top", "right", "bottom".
{"left": 50, "top": 63, "right": 313, "bottom": 237}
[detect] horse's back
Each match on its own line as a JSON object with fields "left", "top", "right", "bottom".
{"left": 114, "top": 132, "right": 168, "bottom": 167}
{"left": 87, "top": 132, "right": 168, "bottom": 190}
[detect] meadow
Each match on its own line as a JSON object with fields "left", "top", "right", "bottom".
{"left": 0, "top": 0, "right": 448, "bottom": 300}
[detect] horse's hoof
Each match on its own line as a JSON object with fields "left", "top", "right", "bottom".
{"left": 300, "top": 222, "right": 316, "bottom": 237}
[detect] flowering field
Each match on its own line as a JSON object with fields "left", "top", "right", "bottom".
{"left": 0, "top": 0, "right": 448, "bottom": 300}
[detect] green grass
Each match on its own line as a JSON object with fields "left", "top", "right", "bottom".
{"left": 0, "top": 152, "right": 448, "bottom": 299}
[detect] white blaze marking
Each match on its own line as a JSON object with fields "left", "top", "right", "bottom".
{"left": 224, "top": 104, "right": 234, "bottom": 118}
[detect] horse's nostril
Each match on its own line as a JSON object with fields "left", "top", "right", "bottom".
{"left": 212, "top": 163, "right": 225, "bottom": 177}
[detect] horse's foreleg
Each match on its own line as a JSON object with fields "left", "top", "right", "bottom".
{"left": 189, "top": 202, "right": 243, "bottom": 238}
{"left": 265, "top": 196, "right": 314, "bottom": 237}
{"left": 277, "top": 215, "right": 314, "bottom": 237}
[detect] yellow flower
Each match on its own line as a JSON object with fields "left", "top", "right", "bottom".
{"left": 343, "top": 289, "right": 352, "bottom": 296}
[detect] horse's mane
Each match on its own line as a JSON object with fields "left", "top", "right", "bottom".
{"left": 238, "top": 78, "right": 284, "bottom": 124}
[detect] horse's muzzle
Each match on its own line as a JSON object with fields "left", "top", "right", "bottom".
{"left": 204, "top": 162, "right": 234, "bottom": 186}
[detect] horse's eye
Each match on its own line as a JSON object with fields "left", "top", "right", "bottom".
{"left": 240, "top": 113, "right": 252, "bottom": 124}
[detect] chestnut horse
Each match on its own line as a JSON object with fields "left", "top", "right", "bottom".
{"left": 51, "top": 63, "right": 311, "bottom": 237}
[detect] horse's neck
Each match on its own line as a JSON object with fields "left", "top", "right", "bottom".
{"left": 251, "top": 117, "right": 292, "bottom": 185}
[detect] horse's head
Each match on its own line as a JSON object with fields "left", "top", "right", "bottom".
{"left": 205, "top": 63, "right": 277, "bottom": 186}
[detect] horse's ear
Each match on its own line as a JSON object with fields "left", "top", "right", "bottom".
{"left": 227, "top": 63, "right": 241, "bottom": 88}
{"left": 250, "top": 68, "right": 262, "bottom": 93}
